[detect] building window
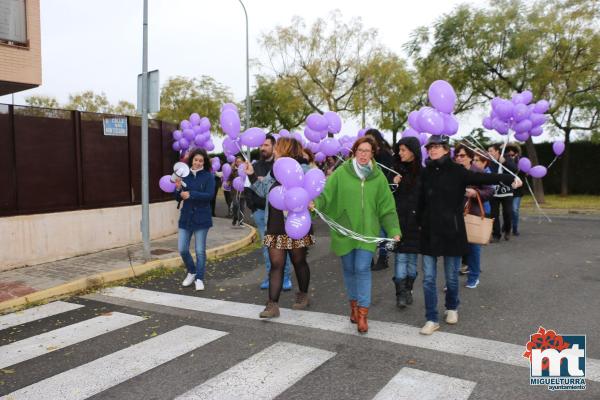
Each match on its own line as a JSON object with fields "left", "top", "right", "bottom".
{"left": 0, "top": 0, "right": 27, "bottom": 45}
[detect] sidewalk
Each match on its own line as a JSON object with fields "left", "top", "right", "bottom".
{"left": 0, "top": 217, "right": 256, "bottom": 312}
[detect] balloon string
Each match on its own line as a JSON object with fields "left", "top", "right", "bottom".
{"left": 234, "top": 141, "right": 250, "bottom": 162}
{"left": 524, "top": 178, "right": 552, "bottom": 223}
{"left": 547, "top": 156, "right": 558, "bottom": 170}
{"left": 312, "top": 207, "right": 394, "bottom": 244}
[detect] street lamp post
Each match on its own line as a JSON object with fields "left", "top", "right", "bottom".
{"left": 140, "top": 0, "right": 150, "bottom": 261}
{"left": 238, "top": 0, "right": 250, "bottom": 132}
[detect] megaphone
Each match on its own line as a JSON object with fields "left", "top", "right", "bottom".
{"left": 171, "top": 162, "right": 190, "bottom": 187}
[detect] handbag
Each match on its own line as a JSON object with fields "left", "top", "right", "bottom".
{"left": 463, "top": 191, "right": 494, "bottom": 245}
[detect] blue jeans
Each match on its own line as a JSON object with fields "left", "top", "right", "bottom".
{"left": 340, "top": 249, "right": 374, "bottom": 307}
{"left": 253, "top": 209, "right": 291, "bottom": 279}
{"left": 394, "top": 253, "right": 418, "bottom": 280}
{"left": 422, "top": 255, "right": 461, "bottom": 323}
{"left": 466, "top": 244, "right": 481, "bottom": 284}
{"left": 512, "top": 196, "right": 522, "bottom": 233}
{"left": 178, "top": 228, "right": 209, "bottom": 280}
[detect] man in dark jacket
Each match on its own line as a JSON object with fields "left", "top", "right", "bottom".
{"left": 417, "top": 135, "right": 521, "bottom": 335}
{"left": 487, "top": 143, "right": 518, "bottom": 241}
{"left": 247, "top": 135, "right": 292, "bottom": 291}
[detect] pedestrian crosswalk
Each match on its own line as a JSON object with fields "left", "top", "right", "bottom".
{"left": 0, "top": 301, "right": 83, "bottom": 331}
{"left": 0, "top": 290, "right": 598, "bottom": 399}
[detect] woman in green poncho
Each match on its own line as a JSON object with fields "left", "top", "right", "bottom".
{"left": 311, "top": 136, "right": 401, "bottom": 333}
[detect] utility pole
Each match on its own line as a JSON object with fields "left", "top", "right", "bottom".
{"left": 140, "top": 0, "right": 150, "bottom": 261}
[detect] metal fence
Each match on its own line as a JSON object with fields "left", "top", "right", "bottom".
{"left": 0, "top": 103, "right": 178, "bottom": 216}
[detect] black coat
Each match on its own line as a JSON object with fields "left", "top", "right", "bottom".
{"left": 418, "top": 155, "right": 514, "bottom": 256}
{"left": 392, "top": 137, "right": 422, "bottom": 254}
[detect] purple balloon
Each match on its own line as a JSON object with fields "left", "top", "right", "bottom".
{"left": 273, "top": 157, "right": 304, "bottom": 188}
{"left": 223, "top": 137, "right": 241, "bottom": 155}
{"left": 227, "top": 155, "right": 236, "bottom": 163}
{"left": 189, "top": 113, "right": 201, "bottom": 126}
{"left": 514, "top": 119, "right": 532, "bottom": 133}
{"left": 303, "top": 168, "right": 326, "bottom": 200}
{"left": 482, "top": 116, "right": 493, "bottom": 130}
{"left": 530, "top": 126, "right": 543, "bottom": 137}
{"left": 319, "top": 130, "right": 328, "bottom": 140}
{"left": 418, "top": 107, "right": 444, "bottom": 135}
{"left": 324, "top": 111, "right": 342, "bottom": 134}
{"left": 442, "top": 113, "right": 459, "bottom": 135}
{"left": 178, "top": 138, "right": 190, "bottom": 150}
{"left": 220, "top": 109, "right": 241, "bottom": 138}
{"left": 232, "top": 176, "right": 245, "bottom": 192}
{"left": 306, "top": 113, "right": 328, "bottom": 131}
{"left": 285, "top": 209, "right": 312, "bottom": 239}
{"left": 419, "top": 132, "right": 429, "bottom": 146}
{"left": 222, "top": 182, "right": 232, "bottom": 191}
{"left": 513, "top": 103, "right": 531, "bottom": 122}
{"left": 221, "top": 103, "right": 238, "bottom": 113}
{"left": 529, "top": 165, "right": 547, "bottom": 179}
{"left": 284, "top": 187, "right": 310, "bottom": 212}
{"left": 203, "top": 139, "right": 215, "bottom": 152}
{"left": 180, "top": 120, "right": 192, "bottom": 130}
{"left": 304, "top": 127, "right": 321, "bottom": 143}
{"left": 511, "top": 93, "right": 524, "bottom": 104}
{"left": 315, "top": 152, "right": 326, "bottom": 163}
{"left": 194, "top": 134, "right": 206, "bottom": 146}
{"left": 192, "top": 125, "right": 203, "bottom": 136}
{"left": 402, "top": 128, "right": 420, "bottom": 139}
{"left": 172, "top": 130, "right": 183, "bottom": 140}
{"left": 357, "top": 129, "right": 366, "bottom": 137}
{"left": 268, "top": 186, "right": 286, "bottom": 211}
{"left": 530, "top": 113, "right": 547, "bottom": 127}
{"left": 514, "top": 131, "right": 530, "bottom": 142}
{"left": 221, "top": 163, "right": 232, "bottom": 178}
{"left": 408, "top": 110, "right": 421, "bottom": 132}
{"left": 320, "top": 137, "right": 340, "bottom": 156}
{"left": 199, "top": 117, "right": 211, "bottom": 133}
{"left": 533, "top": 100, "right": 549, "bottom": 114}
{"left": 183, "top": 128, "right": 195, "bottom": 141}
{"left": 518, "top": 157, "right": 532, "bottom": 173}
{"left": 428, "top": 80, "right": 457, "bottom": 114}
{"left": 172, "top": 141, "right": 181, "bottom": 152}
{"left": 492, "top": 118, "right": 509, "bottom": 135}
{"left": 279, "top": 129, "right": 290, "bottom": 137}
{"left": 492, "top": 99, "right": 514, "bottom": 121}
{"left": 292, "top": 131, "right": 305, "bottom": 146}
{"left": 521, "top": 90, "right": 533, "bottom": 105}
{"left": 241, "top": 127, "right": 267, "bottom": 148}
{"left": 552, "top": 141, "right": 565, "bottom": 156}
{"left": 159, "top": 175, "right": 176, "bottom": 193}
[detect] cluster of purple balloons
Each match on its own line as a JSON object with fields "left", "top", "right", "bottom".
{"left": 302, "top": 111, "right": 346, "bottom": 160}
{"left": 220, "top": 103, "right": 267, "bottom": 163}
{"left": 405, "top": 80, "right": 459, "bottom": 138}
{"left": 482, "top": 91, "right": 550, "bottom": 142}
{"left": 172, "top": 113, "right": 215, "bottom": 153}
{"left": 268, "top": 157, "right": 326, "bottom": 239}
{"left": 517, "top": 140, "right": 564, "bottom": 179}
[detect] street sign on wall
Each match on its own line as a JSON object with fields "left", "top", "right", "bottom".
{"left": 103, "top": 117, "right": 128, "bottom": 136}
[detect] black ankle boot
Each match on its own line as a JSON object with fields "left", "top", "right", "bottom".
{"left": 405, "top": 277, "right": 415, "bottom": 305}
{"left": 393, "top": 277, "right": 408, "bottom": 308}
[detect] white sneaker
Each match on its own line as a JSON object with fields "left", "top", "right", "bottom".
{"left": 445, "top": 310, "right": 458, "bottom": 324}
{"left": 182, "top": 273, "right": 195, "bottom": 287}
{"left": 195, "top": 279, "right": 205, "bottom": 291}
{"left": 419, "top": 321, "right": 440, "bottom": 335}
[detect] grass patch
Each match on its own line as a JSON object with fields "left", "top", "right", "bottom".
{"left": 521, "top": 195, "right": 600, "bottom": 211}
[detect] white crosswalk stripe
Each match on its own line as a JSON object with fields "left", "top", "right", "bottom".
{"left": 373, "top": 367, "right": 477, "bottom": 400}
{"left": 0, "top": 301, "right": 84, "bottom": 331}
{"left": 176, "top": 342, "right": 336, "bottom": 400}
{"left": 0, "top": 311, "right": 144, "bottom": 369}
{"left": 2, "top": 325, "right": 228, "bottom": 400}
{"left": 96, "top": 286, "right": 600, "bottom": 384}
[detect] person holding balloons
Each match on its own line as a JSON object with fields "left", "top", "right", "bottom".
{"left": 246, "top": 137, "right": 315, "bottom": 319}
{"left": 174, "top": 148, "right": 215, "bottom": 291}
{"left": 505, "top": 143, "right": 524, "bottom": 236}
{"left": 311, "top": 136, "right": 401, "bottom": 334}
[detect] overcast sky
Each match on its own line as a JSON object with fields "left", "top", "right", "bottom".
{"left": 3, "top": 0, "right": 549, "bottom": 146}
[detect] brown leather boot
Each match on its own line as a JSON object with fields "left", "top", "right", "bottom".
{"left": 292, "top": 291, "right": 309, "bottom": 310}
{"left": 259, "top": 301, "right": 280, "bottom": 318}
{"left": 357, "top": 306, "right": 369, "bottom": 333}
{"left": 349, "top": 300, "right": 358, "bottom": 324}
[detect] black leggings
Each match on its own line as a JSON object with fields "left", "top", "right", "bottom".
{"left": 268, "top": 247, "right": 310, "bottom": 302}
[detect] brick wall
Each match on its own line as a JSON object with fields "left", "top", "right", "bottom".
{"left": 0, "top": 0, "right": 42, "bottom": 87}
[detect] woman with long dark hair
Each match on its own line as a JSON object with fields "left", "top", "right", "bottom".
{"left": 390, "top": 137, "right": 422, "bottom": 308}
{"left": 175, "top": 148, "right": 215, "bottom": 291}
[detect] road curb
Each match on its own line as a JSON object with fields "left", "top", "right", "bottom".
{"left": 0, "top": 226, "right": 257, "bottom": 314}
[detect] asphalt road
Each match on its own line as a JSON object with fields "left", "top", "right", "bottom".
{"left": 1, "top": 210, "right": 599, "bottom": 399}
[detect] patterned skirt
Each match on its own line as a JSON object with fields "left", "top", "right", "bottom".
{"left": 264, "top": 234, "right": 315, "bottom": 250}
